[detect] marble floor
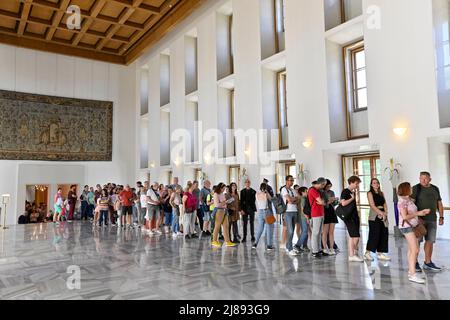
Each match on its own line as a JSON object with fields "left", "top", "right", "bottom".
{"left": 0, "top": 221, "right": 449, "bottom": 300}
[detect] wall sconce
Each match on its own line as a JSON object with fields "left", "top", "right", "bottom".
{"left": 244, "top": 149, "right": 251, "bottom": 157}
{"left": 174, "top": 158, "right": 181, "bottom": 167}
{"left": 204, "top": 154, "right": 211, "bottom": 165}
{"left": 302, "top": 140, "right": 313, "bottom": 149}
{"left": 291, "top": 153, "right": 296, "bottom": 159}
{"left": 393, "top": 127, "right": 407, "bottom": 136}
{"left": 150, "top": 162, "right": 155, "bottom": 168}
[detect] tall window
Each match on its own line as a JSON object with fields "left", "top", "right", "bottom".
{"left": 277, "top": 70, "right": 289, "bottom": 149}
{"left": 195, "top": 168, "right": 203, "bottom": 185}
{"left": 340, "top": 0, "right": 363, "bottom": 24}
{"left": 274, "top": 0, "right": 286, "bottom": 52}
{"left": 168, "top": 171, "right": 173, "bottom": 186}
{"left": 229, "top": 14, "right": 234, "bottom": 74}
{"left": 228, "top": 165, "right": 240, "bottom": 186}
{"left": 230, "top": 89, "right": 236, "bottom": 156}
{"left": 344, "top": 41, "right": 367, "bottom": 112}
{"left": 275, "top": 0, "right": 286, "bottom": 33}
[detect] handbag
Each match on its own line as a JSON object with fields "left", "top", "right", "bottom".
{"left": 265, "top": 214, "right": 276, "bottom": 225}
{"left": 403, "top": 219, "right": 427, "bottom": 239}
{"left": 335, "top": 204, "right": 353, "bottom": 221}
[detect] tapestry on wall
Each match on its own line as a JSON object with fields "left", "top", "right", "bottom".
{"left": 0, "top": 90, "right": 113, "bottom": 161}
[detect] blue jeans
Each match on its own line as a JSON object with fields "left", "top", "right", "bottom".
{"left": 165, "top": 211, "right": 173, "bottom": 226}
{"left": 295, "top": 214, "right": 308, "bottom": 248}
{"left": 172, "top": 208, "right": 180, "bottom": 233}
{"left": 255, "top": 209, "right": 274, "bottom": 247}
{"left": 133, "top": 204, "right": 139, "bottom": 224}
{"left": 99, "top": 210, "right": 108, "bottom": 225}
{"left": 284, "top": 211, "right": 298, "bottom": 251}
{"left": 80, "top": 201, "right": 88, "bottom": 220}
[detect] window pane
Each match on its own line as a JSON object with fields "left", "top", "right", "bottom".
{"left": 357, "top": 88, "right": 368, "bottom": 109}
{"left": 355, "top": 50, "right": 365, "bottom": 69}
{"left": 356, "top": 69, "right": 366, "bottom": 89}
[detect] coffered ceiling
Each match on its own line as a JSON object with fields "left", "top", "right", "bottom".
{"left": 0, "top": 0, "right": 206, "bottom": 65}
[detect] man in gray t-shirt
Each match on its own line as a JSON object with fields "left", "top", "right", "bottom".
{"left": 411, "top": 172, "right": 444, "bottom": 272}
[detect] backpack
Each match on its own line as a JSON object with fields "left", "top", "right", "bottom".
{"left": 273, "top": 193, "right": 287, "bottom": 215}
{"left": 303, "top": 189, "right": 312, "bottom": 217}
{"left": 185, "top": 192, "right": 197, "bottom": 213}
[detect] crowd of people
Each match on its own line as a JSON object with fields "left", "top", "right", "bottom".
{"left": 48, "top": 172, "right": 444, "bottom": 285}
{"left": 19, "top": 201, "right": 48, "bottom": 224}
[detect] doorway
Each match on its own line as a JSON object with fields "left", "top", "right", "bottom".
{"left": 25, "top": 185, "right": 50, "bottom": 220}
{"left": 342, "top": 153, "right": 381, "bottom": 226}
{"left": 275, "top": 161, "right": 297, "bottom": 192}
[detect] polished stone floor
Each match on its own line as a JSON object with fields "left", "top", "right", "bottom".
{"left": 0, "top": 221, "right": 449, "bottom": 300}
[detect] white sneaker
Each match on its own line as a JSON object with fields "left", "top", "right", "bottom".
{"left": 364, "top": 251, "right": 374, "bottom": 261}
{"left": 288, "top": 250, "right": 299, "bottom": 256}
{"left": 177, "top": 232, "right": 183, "bottom": 236}
{"left": 156, "top": 230, "right": 162, "bottom": 235}
{"left": 148, "top": 230, "right": 154, "bottom": 235}
{"left": 329, "top": 249, "right": 336, "bottom": 256}
{"left": 408, "top": 274, "right": 426, "bottom": 284}
{"left": 280, "top": 243, "right": 286, "bottom": 250}
{"left": 377, "top": 253, "right": 391, "bottom": 261}
{"left": 172, "top": 233, "right": 178, "bottom": 238}
{"left": 349, "top": 255, "right": 364, "bottom": 262}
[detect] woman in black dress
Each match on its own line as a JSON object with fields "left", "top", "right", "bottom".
{"left": 322, "top": 179, "right": 339, "bottom": 255}
{"left": 364, "top": 178, "right": 390, "bottom": 261}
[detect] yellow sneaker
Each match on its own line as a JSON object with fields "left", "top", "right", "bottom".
{"left": 211, "top": 241, "right": 222, "bottom": 247}
{"left": 225, "top": 241, "right": 237, "bottom": 247}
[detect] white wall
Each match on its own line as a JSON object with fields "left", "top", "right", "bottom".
{"left": 135, "top": 0, "right": 450, "bottom": 240}
{"left": 0, "top": 44, "right": 136, "bottom": 225}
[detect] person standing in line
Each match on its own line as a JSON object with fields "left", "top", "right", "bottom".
{"left": 147, "top": 182, "right": 161, "bottom": 235}
{"left": 309, "top": 178, "right": 326, "bottom": 258}
{"left": 293, "top": 186, "right": 309, "bottom": 253}
{"left": 132, "top": 186, "right": 141, "bottom": 227}
{"left": 341, "top": 176, "right": 364, "bottom": 262}
{"left": 109, "top": 187, "right": 118, "bottom": 227}
{"left": 322, "top": 179, "right": 339, "bottom": 256}
{"left": 281, "top": 175, "right": 301, "bottom": 256}
{"left": 170, "top": 177, "right": 182, "bottom": 192}
{"left": 252, "top": 183, "right": 275, "bottom": 251}
{"left": 364, "top": 178, "right": 390, "bottom": 261}
{"left": 53, "top": 188, "right": 63, "bottom": 224}
{"left": 67, "top": 185, "right": 77, "bottom": 222}
{"left": 170, "top": 185, "right": 183, "bottom": 238}
{"left": 182, "top": 182, "right": 198, "bottom": 239}
{"left": 212, "top": 183, "right": 237, "bottom": 248}
{"left": 240, "top": 179, "right": 257, "bottom": 243}
{"left": 80, "top": 185, "right": 89, "bottom": 221}
{"left": 200, "top": 180, "right": 212, "bottom": 236}
{"left": 411, "top": 172, "right": 444, "bottom": 272}
{"left": 163, "top": 187, "right": 174, "bottom": 234}
{"left": 397, "top": 182, "right": 431, "bottom": 284}
{"left": 87, "top": 187, "right": 95, "bottom": 221}
{"left": 227, "top": 182, "right": 241, "bottom": 244}
{"left": 97, "top": 189, "right": 110, "bottom": 227}
{"left": 119, "top": 185, "right": 134, "bottom": 228}
{"left": 191, "top": 180, "right": 201, "bottom": 238}
{"left": 139, "top": 185, "right": 148, "bottom": 228}
{"left": 114, "top": 188, "right": 122, "bottom": 228}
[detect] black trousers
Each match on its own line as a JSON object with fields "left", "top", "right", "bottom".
{"left": 228, "top": 210, "right": 239, "bottom": 240}
{"left": 242, "top": 211, "right": 255, "bottom": 239}
{"left": 366, "top": 218, "right": 389, "bottom": 253}
{"left": 197, "top": 208, "right": 204, "bottom": 228}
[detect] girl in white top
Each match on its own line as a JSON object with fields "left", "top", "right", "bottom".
{"left": 253, "top": 183, "right": 275, "bottom": 251}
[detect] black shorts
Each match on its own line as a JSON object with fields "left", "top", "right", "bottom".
{"left": 345, "top": 215, "right": 360, "bottom": 238}
{"left": 122, "top": 206, "right": 133, "bottom": 216}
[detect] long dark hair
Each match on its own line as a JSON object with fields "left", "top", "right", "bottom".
{"left": 214, "top": 183, "right": 225, "bottom": 194}
{"left": 369, "top": 178, "right": 383, "bottom": 197}
{"left": 229, "top": 182, "right": 238, "bottom": 195}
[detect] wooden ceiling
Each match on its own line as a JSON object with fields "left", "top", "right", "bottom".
{"left": 0, "top": 0, "right": 206, "bottom": 65}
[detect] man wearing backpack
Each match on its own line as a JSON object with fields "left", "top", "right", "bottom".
{"left": 411, "top": 172, "right": 444, "bottom": 272}
{"left": 281, "top": 175, "right": 301, "bottom": 256}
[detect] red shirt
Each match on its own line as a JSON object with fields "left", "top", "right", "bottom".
{"left": 308, "top": 187, "right": 324, "bottom": 218}
{"left": 119, "top": 190, "right": 133, "bottom": 207}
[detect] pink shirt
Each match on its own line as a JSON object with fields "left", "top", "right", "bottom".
{"left": 397, "top": 196, "right": 419, "bottom": 229}
{"left": 214, "top": 193, "right": 227, "bottom": 209}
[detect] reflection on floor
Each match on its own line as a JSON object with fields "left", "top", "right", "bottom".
{"left": 0, "top": 221, "right": 448, "bottom": 300}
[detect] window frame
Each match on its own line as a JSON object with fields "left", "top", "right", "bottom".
{"left": 274, "top": 0, "right": 286, "bottom": 52}
{"left": 344, "top": 41, "right": 367, "bottom": 114}
{"left": 228, "top": 14, "right": 234, "bottom": 75}
{"left": 228, "top": 165, "right": 241, "bottom": 186}
{"left": 230, "top": 89, "right": 236, "bottom": 156}
{"left": 277, "top": 70, "right": 289, "bottom": 150}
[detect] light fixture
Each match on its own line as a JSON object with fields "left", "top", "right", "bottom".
{"left": 35, "top": 185, "right": 47, "bottom": 192}
{"left": 174, "top": 158, "right": 181, "bottom": 167}
{"left": 244, "top": 149, "right": 251, "bottom": 157}
{"left": 150, "top": 162, "right": 155, "bottom": 168}
{"left": 291, "top": 153, "right": 296, "bottom": 159}
{"left": 302, "top": 140, "right": 313, "bottom": 149}
{"left": 204, "top": 154, "right": 211, "bottom": 165}
{"left": 393, "top": 127, "right": 407, "bottom": 136}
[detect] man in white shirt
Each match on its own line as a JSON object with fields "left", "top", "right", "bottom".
{"left": 147, "top": 182, "right": 161, "bottom": 234}
{"left": 281, "top": 175, "right": 301, "bottom": 256}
